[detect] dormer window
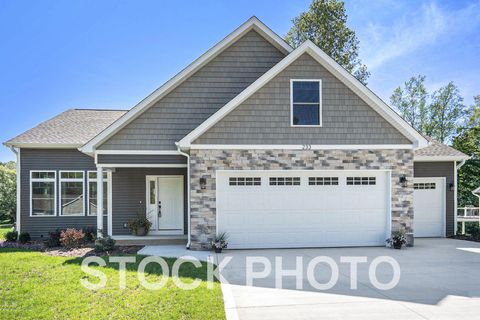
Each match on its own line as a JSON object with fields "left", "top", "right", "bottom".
{"left": 290, "top": 80, "right": 322, "bottom": 126}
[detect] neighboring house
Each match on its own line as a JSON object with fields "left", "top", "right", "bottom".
{"left": 4, "top": 17, "right": 469, "bottom": 250}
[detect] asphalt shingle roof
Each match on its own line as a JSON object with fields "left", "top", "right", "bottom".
{"left": 414, "top": 137, "right": 468, "bottom": 158}
{"left": 5, "top": 109, "right": 127, "bottom": 146}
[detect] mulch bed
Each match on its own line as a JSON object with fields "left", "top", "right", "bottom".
{"left": 451, "top": 235, "right": 480, "bottom": 243}
{"left": 0, "top": 240, "right": 142, "bottom": 257}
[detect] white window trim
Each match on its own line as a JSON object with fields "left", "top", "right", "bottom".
{"left": 290, "top": 79, "right": 323, "bottom": 127}
{"left": 59, "top": 170, "right": 85, "bottom": 217}
{"left": 30, "top": 170, "right": 57, "bottom": 217}
{"left": 87, "top": 170, "right": 108, "bottom": 216}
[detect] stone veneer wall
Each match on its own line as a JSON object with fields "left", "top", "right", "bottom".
{"left": 189, "top": 149, "right": 414, "bottom": 250}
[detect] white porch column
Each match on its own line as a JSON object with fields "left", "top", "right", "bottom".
{"left": 97, "top": 166, "right": 104, "bottom": 238}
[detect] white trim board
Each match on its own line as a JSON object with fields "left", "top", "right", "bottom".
{"left": 177, "top": 40, "right": 428, "bottom": 149}
{"left": 95, "top": 150, "right": 182, "bottom": 155}
{"left": 97, "top": 164, "right": 187, "bottom": 168}
{"left": 79, "top": 16, "right": 292, "bottom": 153}
{"left": 190, "top": 144, "right": 414, "bottom": 150}
{"left": 414, "top": 156, "right": 470, "bottom": 162}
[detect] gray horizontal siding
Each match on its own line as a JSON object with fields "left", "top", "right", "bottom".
{"left": 98, "top": 30, "right": 286, "bottom": 150}
{"left": 97, "top": 154, "right": 187, "bottom": 165}
{"left": 20, "top": 148, "right": 107, "bottom": 239}
{"left": 111, "top": 168, "right": 187, "bottom": 235}
{"left": 414, "top": 161, "right": 455, "bottom": 236}
{"left": 194, "top": 53, "right": 412, "bottom": 145}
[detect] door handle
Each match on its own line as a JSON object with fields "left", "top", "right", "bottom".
{"left": 158, "top": 201, "right": 162, "bottom": 217}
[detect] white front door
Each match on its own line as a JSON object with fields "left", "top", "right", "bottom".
{"left": 217, "top": 170, "right": 390, "bottom": 249}
{"left": 413, "top": 177, "right": 446, "bottom": 237}
{"left": 146, "top": 175, "right": 184, "bottom": 235}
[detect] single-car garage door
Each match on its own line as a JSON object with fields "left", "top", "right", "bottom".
{"left": 217, "top": 170, "right": 390, "bottom": 249}
{"left": 413, "top": 177, "right": 445, "bottom": 237}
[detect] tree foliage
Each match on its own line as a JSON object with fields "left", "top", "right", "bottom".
{"left": 390, "top": 76, "right": 467, "bottom": 143}
{"left": 452, "top": 127, "right": 480, "bottom": 207}
{"left": 0, "top": 162, "right": 16, "bottom": 223}
{"left": 285, "top": 0, "right": 370, "bottom": 84}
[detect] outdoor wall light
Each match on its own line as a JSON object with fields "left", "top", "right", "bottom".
{"left": 399, "top": 175, "right": 407, "bottom": 187}
{"left": 449, "top": 182, "right": 455, "bottom": 191}
{"left": 200, "top": 177, "right": 207, "bottom": 190}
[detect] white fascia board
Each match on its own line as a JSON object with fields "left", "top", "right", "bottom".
{"left": 79, "top": 16, "right": 292, "bottom": 154}
{"left": 95, "top": 150, "right": 181, "bottom": 155}
{"left": 191, "top": 144, "right": 414, "bottom": 150}
{"left": 414, "top": 155, "right": 471, "bottom": 162}
{"left": 178, "top": 41, "right": 428, "bottom": 149}
{"left": 97, "top": 164, "right": 187, "bottom": 168}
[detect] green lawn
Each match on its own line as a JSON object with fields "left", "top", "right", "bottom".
{"left": 0, "top": 249, "right": 225, "bottom": 319}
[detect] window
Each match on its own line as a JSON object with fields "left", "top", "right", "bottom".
{"left": 229, "top": 177, "right": 261, "bottom": 186}
{"left": 309, "top": 177, "right": 339, "bottom": 186}
{"left": 31, "top": 171, "right": 56, "bottom": 216}
{"left": 291, "top": 80, "right": 322, "bottom": 126}
{"left": 269, "top": 177, "right": 301, "bottom": 186}
{"left": 88, "top": 171, "right": 108, "bottom": 216}
{"left": 414, "top": 183, "right": 436, "bottom": 190}
{"left": 347, "top": 177, "right": 376, "bottom": 185}
{"left": 60, "top": 171, "right": 84, "bottom": 216}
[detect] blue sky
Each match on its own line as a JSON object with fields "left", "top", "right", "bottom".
{"left": 1, "top": 0, "right": 479, "bottom": 161}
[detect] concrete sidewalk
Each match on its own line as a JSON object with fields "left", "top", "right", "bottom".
{"left": 217, "top": 239, "right": 480, "bottom": 320}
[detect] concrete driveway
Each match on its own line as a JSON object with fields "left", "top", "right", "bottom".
{"left": 217, "top": 238, "right": 480, "bottom": 320}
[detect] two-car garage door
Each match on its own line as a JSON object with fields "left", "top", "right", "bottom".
{"left": 217, "top": 170, "right": 390, "bottom": 249}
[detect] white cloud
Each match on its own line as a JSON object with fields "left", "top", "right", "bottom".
{"left": 362, "top": 1, "right": 480, "bottom": 70}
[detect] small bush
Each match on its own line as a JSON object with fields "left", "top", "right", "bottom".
{"left": 60, "top": 228, "right": 85, "bottom": 248}
{"left": 18, "top": 232, "right": 31, "bottom": 244}
{"left": 466, "top": 223, "right": 480, "bottom": 237}
{"left": 83, "top": 227, "right": 97, "bottom": 243}
{"left": 5, "top": 231, "right": 18, "bottom": 242}
{"left": 94, "top": 236, "right": 116, "bottom": 253}
{"left": 45, "top": 230, "right": 62, "bottom": 247}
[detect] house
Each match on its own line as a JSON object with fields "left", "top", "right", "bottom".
{"left": 4, "top": 17, "right": 469, "bottom": 250}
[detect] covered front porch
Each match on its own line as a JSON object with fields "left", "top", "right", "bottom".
{"left": 94, "top": 151, "right": 189, "bottom": 246}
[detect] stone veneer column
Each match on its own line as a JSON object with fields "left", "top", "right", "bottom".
{"left": 189, "top": 149, "right": 414, "bottom": 250}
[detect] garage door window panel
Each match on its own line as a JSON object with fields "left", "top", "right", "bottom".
{"left": 269, "top": 177, "right": 301, "bottom": 186}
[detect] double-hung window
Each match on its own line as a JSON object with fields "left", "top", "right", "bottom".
{"left": 60, "top": 171, "right": 84, "bottom": 216}
{"left": 88, "top": 171, "right": 108, "bottom": 216}
{"left": 31, "top": 171, "right": 56, "bottom": 216}
{"left": 291, "top": 80, "right": 322, "bottom": 126}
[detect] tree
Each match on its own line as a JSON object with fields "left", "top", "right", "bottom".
{"left": 390, "top": 75, "right": 428, "bottom": 132}
{"left": 0, "top": 163, "right": 16, "bottom": 223}
{"left": 285, "top": 0, "right": 370, "bottom": 84}
{"left": 467, "top": 95, "right": 480, "bottom": 128}
{"left": 452, "top": 127, "right": 480, "bottom": 207}
{"left": 428, "top": 82, "right": 466, "bottom": 143}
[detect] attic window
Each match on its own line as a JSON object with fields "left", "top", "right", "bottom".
{"left": 291, "top": 80, "right": 322, "bottom": 126}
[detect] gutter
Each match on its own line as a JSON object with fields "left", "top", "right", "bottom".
{"left": 176, "top": 143, "right": 191, "bottom": 249}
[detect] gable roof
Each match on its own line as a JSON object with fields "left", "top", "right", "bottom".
{"left": 4, "top": 109, "right": 127, "bottom": 148}
{"left": 414, "top": 137, "right": 469, "bottom": 161}
{"left": 79, "top": 16, "right": 293, "bottom": 154}
{"left": 177, "top": 40, "right": 429, "bottom": 149}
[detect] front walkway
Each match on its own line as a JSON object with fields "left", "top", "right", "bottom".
{"left": 217, "top": 239, "right": 480, "bottom": 320}
{"left": 138, "top": 244, "right": 215, "bottom": 262}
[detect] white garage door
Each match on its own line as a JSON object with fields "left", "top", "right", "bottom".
{"left": 413, "top": 177, "right": 445, "bottom": 237}
{"left": 217, "top": 170, "right": 390, "bottom": 249}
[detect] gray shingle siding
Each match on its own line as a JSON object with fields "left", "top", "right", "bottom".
{"left": 98, "top": 30, "right": 286, "bottom": 150}
{"left": 19, "top": 148, "right": 106, "bottom": 239}
{"left": 194, "top": 53, "right": 412, "bottom": 145}
{"left": 111, "top": 168, "right": 187, "bottom": 235}
{"left": 414, "top": 162, "right": 455, "bottom": 236}
{"left": 97, "top": 154, "right": 187, "bottom": 165}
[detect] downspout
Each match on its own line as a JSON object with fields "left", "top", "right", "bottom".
{"left": 454, "top": 158, "right": 468, "bottom": 235}
{"left": 176, "top": 143, "right": 191, "bottom": 249}
{"left": 8, "top": 146, "right": 20, "bottom": 233}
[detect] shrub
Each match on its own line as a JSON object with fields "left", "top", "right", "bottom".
{"left": 4, "top": 231, "right": 18, "bottom": 242}
{"left": 94, "top": 236, "right": 116, "bottom": 253}
{"left": 60, "top": 228, "right": 85, "bottom": 248}
{"left": 18, "top": 232, "right": 31, "bottom": 244}
{"left": 127, "top": 216, "right": 152, "bottom": 235}
{"left": 83, "top": 227, "right": 97, "bottom": 243}
{"left": 45, "top": 230, "right": 62, "bottom": 247}
{"left": 466, "top": 223, "right": 480, "bottom": 237}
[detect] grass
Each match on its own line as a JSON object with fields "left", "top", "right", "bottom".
{"left": 0, "top": 249, "right": 225, "bottom": 319}
{"left": 0, "top": 227, "right": 13, "bottom": 240}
